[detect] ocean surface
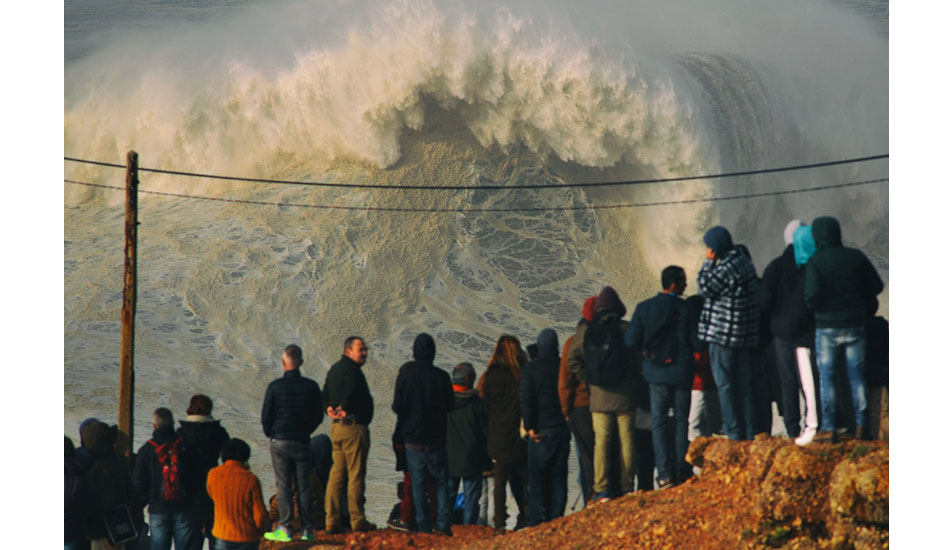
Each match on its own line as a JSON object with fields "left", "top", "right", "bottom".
{"left": 64, "top": 0, "right": 888, "bottom": 530}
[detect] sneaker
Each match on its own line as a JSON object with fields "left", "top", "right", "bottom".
{"left": 437, "top": 527, "right": 453, "bottom": 537}
{"left": 352, "top": 521, "right": 377, "bottom": 532}
{"left": 386, "top": 518, "right": 411, "bottom": 532}
{"left": 795, "top": 427, "right": 817, "bottom": 446}
{"left": 493, "top": 527, "right": 507, "bottom": 536}
{"left": 264, "top": 527, "right": 293, "bottom": 542}
{"left": 590, "top": 491, "right": 610, "bottom": 504}
{"left": 325, "top": 525, "right": 347, "bottom": 535}
{"left": 656, "top": 478, "right": 674, "bottom": 490}
{"left": 856, "top": 426, "right": 869, "bottom": 441}
{"left": 812, "top": 430, "right": 835, "bottom": 444}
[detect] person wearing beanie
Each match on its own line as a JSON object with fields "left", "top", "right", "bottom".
{"left": 626, "top": 266, "right": 695, "bottom": 489}
{"left": 205, "top": 438, "right": 268, "bottom": 549}
{"left": 323, "top": 337, "right": 375, "bottom": 534}
{"left": 568, "top": 286, "right": 637, "bottom": 503}
{"left": 445, "top": 362, "right": 491, "bottom": 525}
{"left": 558, "top": 296, "right": 596, "bottom": 504}
{"left": 178, "top": 394, "right": 230, "bottom": 549}
{"left": 75, "top": 417, "right": 101, "bottom": 474}
{"left": 803, "top": 216, "right": 884, "bottom": 443}
{"left": 697, "top": 225, "right": 761, "bottom": 441}
{"left": 519, "top": 329, "right": 570, "bottom": 525}
{"left": 760, "top": 221, "right": 821, "bottom": 445}
{"left": 392, "top": 333, "right": 455, "bottom": 536}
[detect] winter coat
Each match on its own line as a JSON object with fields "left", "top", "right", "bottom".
{"left": 81, "top": 421, "right": 134, "bottom": 539}
{"left": 65, "top": 457, "right": 87, "bottom": 543}
{"left": 697, "top": 247, "right": 761, "bottom": 348}
{"left": 803, "top": 216, "right": 884, "bottom": 329}
{"left": 626, "top": 292, "right": 695, "bottom": 386}
{"left": 132, "top": 425, "right": 191, "bottom": 514}
{"left": 178, "top": 416, "right": 230, "bottom": 507}
{"left": 482, "top": 362, "right": 527, "bottom": 463}
{"left": 323, "top": 356, "right": 375, "bottom": 426}
{"left": 261, "top": 369, "right": 324, "bottom": 441}
{"left": 519, "top": 331, "right": 568, "bottom": 432}
{"left": 392, "top": 356, "right": 454, "bottom": 447}
{"left": 558, "top": 332, "right": 590, "bottom": 417}
{"left": 568, "top": 309, "right": 638, "bottom": 412}
{"left": 446, "top": 389, "right": 492, "bottom": 478}
{"left": 760, "top": 244, "right": 816, "bottom": 348}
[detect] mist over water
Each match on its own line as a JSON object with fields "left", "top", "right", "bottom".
{"left": 64, "top": 0, "right": 888, "bottom": 524}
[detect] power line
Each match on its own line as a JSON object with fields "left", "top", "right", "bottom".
{"left": 63, "top": 153, "right": 888, "bottom": 191}
{"left": 64, "top": 177, "right": 888, "bottom": 213}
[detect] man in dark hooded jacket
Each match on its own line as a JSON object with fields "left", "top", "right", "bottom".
{"left": 804, "top": 216, "right": 884, "bottom": 442}
{"left": 626, "top": 266, "right": 694, "bottom": 488}
{"left": 697, "top": 226, "right": 760, "bottom": 441}
{"left": 392, "top": 333, "right": 455, "bottom": 535}
{"left": 520, "top": 328, "right": 570, "bottom": 526}
{"left": 177, "top": 394, "right": 229, "bottom": 549}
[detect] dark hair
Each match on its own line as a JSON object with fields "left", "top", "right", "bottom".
{"left": 661, "top": 265, "right": 686, "bottom": 290}
{"left": 526, "top": 344, "right": 539, "bottom": 360}
{"left": 344, "top": 336, "right": 365, "bottom": 351}
{"left": 187, "top": 394, "right": 213, "bottom": 416}
{"left": 65, "top": 436, "right": 76, "bottom": 458}
{"left": 153, "top": 407, "right": 174, "bottom": 429}
{"left": 221, "top": 438, "right": 251, "bottom": 463}
{"left": 284, "top": 344, "right": 303, "bottom": 367}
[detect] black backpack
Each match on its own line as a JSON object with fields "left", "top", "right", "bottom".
{"left": 582, "top": 315, "right": 628, "bottom": 386}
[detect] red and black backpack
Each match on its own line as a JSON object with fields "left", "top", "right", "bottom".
{"left": 147, "top": 437, "right": 184, "bottom": 500}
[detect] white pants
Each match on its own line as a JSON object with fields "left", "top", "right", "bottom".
{"left": 688, "top": 389, "right": 722, "bottom": 440}
{"left": 796, "top": 347, "right": 819, "bottom": 433}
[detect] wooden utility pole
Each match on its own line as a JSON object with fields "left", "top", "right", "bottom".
{"left": 118, "top": 151, "right": 139, "bottom": 459}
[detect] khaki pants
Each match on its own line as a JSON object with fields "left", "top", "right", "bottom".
{"left": 325, "top": 422, "right": 370, "bottom": 528}
{"left": 592, "top": 410, "right": 636, "bottom": 494}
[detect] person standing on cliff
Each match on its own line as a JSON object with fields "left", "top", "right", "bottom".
{"left": 392, "top": 333, "right": 456, "bottom": 536}
{"left": 697, "top": 226, "right": 760, "bottom": 441}
{"left": 206, "top": 438, "right": 268, "bottom": 550}
{"left": 803, "top": 216, "right": 883, "bottom": 443}
{"left": 260, "top": 344, "right": 324, "bottom": 543}
{"left": 323, "top": 336, "right": 376, "bottom": 533}
{"left": 558, "top": 296, "right": 597, "bottom": 505}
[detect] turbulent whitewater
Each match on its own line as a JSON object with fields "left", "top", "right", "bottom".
{"left": 64, "top": 0, "right": 888, "bottom": 523}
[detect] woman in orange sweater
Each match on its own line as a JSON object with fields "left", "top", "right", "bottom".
{"left": 206, "top": 439, "right": 268, "bottom": 550}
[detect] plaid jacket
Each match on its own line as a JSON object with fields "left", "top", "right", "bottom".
{"left": 696, "top": 249, "right": 760, "bottom": 348}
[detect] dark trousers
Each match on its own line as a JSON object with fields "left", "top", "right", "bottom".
{"left": 567, "top": 406, "right": 594, "bottom": 504}
{"left": 270, "top": 439, "right": 314, "bottom": 532}
{"left": 649, "top": 383, "right": 691, "bottom": 483}
{"left": 214, "top": 541, "right": 258, "bottom": 550}
{"left": 526, "top": 424, "right": 570, "bottom": 526}
{"left": 492, "top": 459, "right": 527, "bottom": 530}
{"left": 634, "top": 428, "right": 654, "bottom": 491}
{"left": 449, "top": 474, "right": 483, "bottom": 525}
{"left": 405, "top": 445, "right": 452, "bottom": 533}
{"left": 774, "top": 338, "right": 805, "bottom": 437}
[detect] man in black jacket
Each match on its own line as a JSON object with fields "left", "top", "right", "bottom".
{"left": 261, "top": 344, "right": 324, "bottom": 542}
{"left": 520, "top": 328, "right": 570, "bottom": 526}
{"left": 323, "top": 336, "right": 375, "bottom": 533}
{"left": 446, "top": 362, "right": 491, "bottom": 526}
{"left": 133, "top": 408, "right": 200, "bottom": 550}
{"left": 393, "top": 333, "right": 455, "bottom": 535}
{"left": 804, "top": 216, "right": 884, "bottom": 443}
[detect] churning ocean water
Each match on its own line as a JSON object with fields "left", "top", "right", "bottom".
{"left": 64, "top": 0, "right": 888, "bottom": 528}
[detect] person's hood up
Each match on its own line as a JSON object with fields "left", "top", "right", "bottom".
{"left": 536, "top": 328, "right": 559, "bottom": 358}
{"left": 793, "top": 225, "right": 817, "bottom": 267}
{"left": 784, "top": 219, "right": 804, "bottom": 246}
{"left": 413, "top": 333, "right": 436, "bottom": 364}
{"left": 703, "top": 226, "right": 734, "bottom": 255}
{"left": 581, "top": 296, "right": 598, "bottom": 322}
{"left": 79, "top": 417, "right": 99, "bottom": 446}
{"left": 595, "top": 286, "right": 627, "bottom": 317}
{"left": 81, "top": 421, "right": 112, "bottom": 456}
{"left": 811, "top": 216, "right": 842, "bottom": 249}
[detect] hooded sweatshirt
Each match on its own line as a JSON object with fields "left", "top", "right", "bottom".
{"left": 760, "top": 222, "right": 816, "bottom": 346}
{"left": 697, "top": 227, "right": 760, "bottom": 348}
{"left": 178, "top": 415, "right": 230, "bottom": 506}
{"left": 803, "top": 216, "right": 884, "bottom": 328}
{"left": 793, "top": 225, "right": 817, "bottom": 267}
{"left": 520, "top": 329, "right": 568, "bottom": 432}
{"left": 392, "top": 333, "right": 454, "bottom": 447}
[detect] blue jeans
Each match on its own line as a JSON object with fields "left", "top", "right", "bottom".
{"left": 215, "top": 540, "right": 258, "bottom": 550}
{"left": 526, "top": 424, "right": 570, "bottom": 527}
{"left": 270, "top": 439, "right": 314, "bottom": 532}
{"left": 450, "top": 474, "right": 483, "bottom": 525}
{"left": 405, "top": 445, "right": 452, "bottom": 532}
{"left": 149, "top": 512, "right": 199, "bottom": 550}
{"left": 649, "top": 383, "right": 691, "bottom": 482}
{"left": 816, "top": 327, "right": 867, "bottom": 431}
{"left": 709, "top": 343, "right": 756, "bottom": 441}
